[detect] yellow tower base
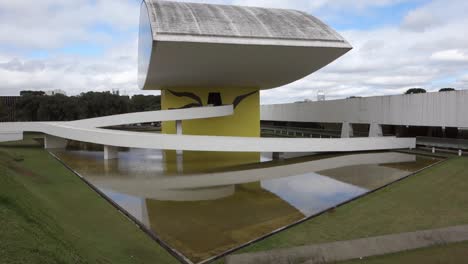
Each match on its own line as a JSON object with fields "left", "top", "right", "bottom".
{"left": 161, "top": 87, "right": 261, "bottom": 173}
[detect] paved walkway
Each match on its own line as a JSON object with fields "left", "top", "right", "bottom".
{"left": 226, "top": 224, "right": 468, "bottom": 264}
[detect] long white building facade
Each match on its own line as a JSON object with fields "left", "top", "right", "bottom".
{"left": 261, "top": 90, "right": 468, "bottom": 128}
{"left": 261, "top": 90, "right": 468, "bottom": 139}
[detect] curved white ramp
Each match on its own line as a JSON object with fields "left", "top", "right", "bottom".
{"left": 68, "top": 105, "right": 234, "bottom": 128}
{"left": 0, "top": 105, "right": 415, "bottom": 153}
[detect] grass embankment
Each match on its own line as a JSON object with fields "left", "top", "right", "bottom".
{"left": 0, "top": 135, "right": 177, "bottom": 264}
{"left": 341, "top": 241, "right": 468, "bottom": 264}
{"left": 232, "top": 157, "right": 468, "bottom": 257}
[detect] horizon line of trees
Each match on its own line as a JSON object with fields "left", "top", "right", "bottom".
{"left": 405, "top": 87, "right": 456, "bottom": 94}
{"left": 14, "top": 91, "right": 161, "bottom": 122}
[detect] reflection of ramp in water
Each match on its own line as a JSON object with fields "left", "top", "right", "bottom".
{"left": 85, "top": 152, "right": 416, "bottom": 201}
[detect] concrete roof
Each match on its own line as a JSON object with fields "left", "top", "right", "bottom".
{"left": 139, "top": 1, "right": 352, "bottom": 90}
{"left": 144, "top": 0, "right": 348, "bottom": 46}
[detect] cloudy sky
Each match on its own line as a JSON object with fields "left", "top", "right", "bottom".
{"left": 1, "top": 0, "right": 467, "bottom": 104}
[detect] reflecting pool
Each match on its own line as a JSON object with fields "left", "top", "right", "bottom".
{"left": 52, "top": 149, "right": 441, "bottom": 263}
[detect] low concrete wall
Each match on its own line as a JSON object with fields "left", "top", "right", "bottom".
{"left": 417, "top": 137, "right": 468, "bottom": 150}
{"left": 227, "top": 224, "right": 468, "bottom": 264}
{"left": 0, "top": 132, "right": 23, "bottom": 143}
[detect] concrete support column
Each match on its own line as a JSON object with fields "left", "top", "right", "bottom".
{"left": 176, "top": 120, "right": 183, "bottom": 155}
{"left": 176, "top": 153, "right": 184, "bottom": 173}
{"left": 273, "top": 152, "right": 285, "bottom": 160}
{"left": 341, "top": 122, "right": 353, "bottom": 138}
{"left": 104, "top": 146, "right": 119, "bottom": 160}
{"left": 369, "top": 123, "right": 383, "bottom": 137}
{"left": 44, "top": 135, "right": 67, "bottom": 149}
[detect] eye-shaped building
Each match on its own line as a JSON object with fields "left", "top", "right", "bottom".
{"left": 138, "top": 0, "right": 352, "bottom": 138}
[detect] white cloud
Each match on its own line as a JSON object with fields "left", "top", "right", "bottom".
{"left": 456, "top": 74, "right": 468, "bottom": 88}
{"left": 401, "top": 0, "right": 468, "bottom": 32}
{"left": 0, "top": 0, "right": 468, "bottom": 103}
{"left": 0, "top": 38, "right": 140, "bottom": 96}
{"left": 431, "top": 50, "right": 468, "bottom": 62}
{"left": 0, "top": 0, "right": 139, "bottom": 49}
{"left": 260, "top": 0, "right": 468, "bottom": 103}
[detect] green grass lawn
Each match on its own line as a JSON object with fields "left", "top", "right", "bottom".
{"left": 231, "top": 156, "right": 468, "bottom": 257}
{"left": 0, "top": 136, "right": 177, "bottom": 264}
{"left": 340, "top": 241, "right": 468, "bottom": 264}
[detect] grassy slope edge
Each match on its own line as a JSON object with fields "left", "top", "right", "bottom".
{"left": 0, "top": 138, "right": 177, "bottom": 264}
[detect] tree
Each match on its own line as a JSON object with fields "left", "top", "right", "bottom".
{"left": 439, "top": 88, "right": 456, "bottom": 92}
{"left": 129, "top": 95, "right": 161, "bottom": 112}
{"left": 20, "top": 90, "right": 45, "bottom": 96}
{"left": 13, "top": 91, "right": 160, "bottom": 121}
{"left": 16, "top": 93, "right": 43, "bottom": 121}
{"left": 0, "top": 101, "right": 6, "bottom": 121}
{"left": 37, "top": 94, "right": 71, "bottom": 121}
{"left": 79, "top": 92, "right": 130, "bottom": 118}
{"left": 405, "top": 88, "right": 426, "bottom": 94}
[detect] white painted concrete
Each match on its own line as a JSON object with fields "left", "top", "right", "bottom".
{"left": 68, "top": 105, "right": 233, "bottom": 128}
{"left": 139, "top": 1, "right": 351, "bottom": 90}
{"left": 0, "top": 106, "right": 415, "bottom": 153}
{"left": 176, "top": 120, "right": 183, "bottom": 155}
{"left": 341, "top": 122, "right": 353, "bottom": 138}
{"left": 369, "top": 123, "right": 384, "bottom": 137}
{"left": 0, "top": 122, "right": 415, "bottom": 153}
{"left": 104, "top": 146, "right": 119, "bottom": 160}
{"left": 44, "top": 135, "right": 68, "bottom": 149}
{"left": 0, "top": 132, "right": 23, "bottom": 143}
{"left": 261, "top": 90, "right": 468, "bottom": 128}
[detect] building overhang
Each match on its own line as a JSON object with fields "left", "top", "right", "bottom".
{"left": 138, "top": 0, "right": 352, "bottom": 91}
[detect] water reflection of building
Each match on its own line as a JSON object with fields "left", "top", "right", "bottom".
{"left": 57, "top": 150, "right": 419, "bottom": 202}
{"left": 163, "top": 150, "right": 260, "bottom": 175}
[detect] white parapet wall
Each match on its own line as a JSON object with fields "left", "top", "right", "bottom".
{"left": 68, "top": 105, "right": 234, "bottom": 128}
{"left": 0, "top": 122, "right": 415, "bottom": 153}
{"left": 261, "top": 90, "right": 468, "bottom": 128}
{"left": 0, "top": 132, "right": 23, "bottom": 143}
{"left": 44, "top": 135, "right": 68, "bottom": 149}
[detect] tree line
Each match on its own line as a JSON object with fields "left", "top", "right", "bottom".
{"left": 405, "top": 87, "right": 456, "bottom": 94}
{"left": 14, "top": 91, "right": 161, "bottom": 122}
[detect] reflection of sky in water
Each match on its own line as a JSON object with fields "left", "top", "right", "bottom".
{"left": 101, "top": 188, "right": 146, "bottom": 220}
{"left": 262, "top": 173, "right": 367, "bottom": 216}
